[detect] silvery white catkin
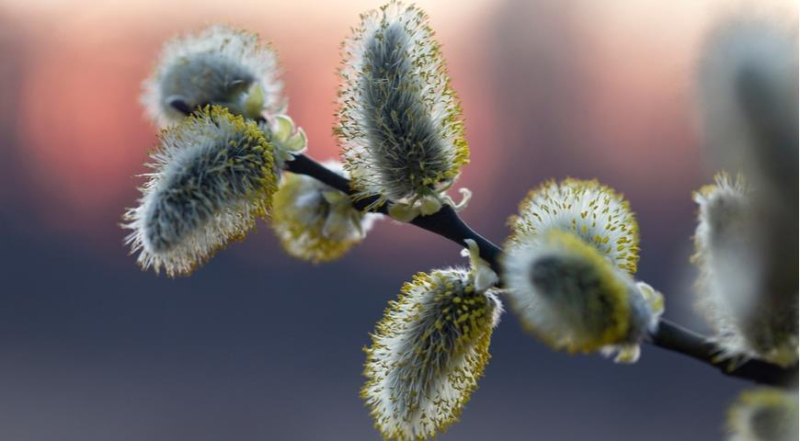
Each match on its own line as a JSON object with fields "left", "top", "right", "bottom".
{"left": 727, "top": 388, "right": 799, "bottom": 441}
{"left": 693, "top": 173, "right": 798, "bottom": 366}
{"left": 141, "top": 24, "right": 285, "bottom": 127}
{"left": 336, "top": 1, "right": 469, "bottom": 214}
{"left": 362, "top": 242, "right": 502, "bottom": 440}
{"left": 123, "top": 106, "right": 278, "bottom": 277}
{"left": 694, "top": 18, "right": 798, "bottom": 366}
{"left": 503, "top": 179, "right": 663, "bottom": 362}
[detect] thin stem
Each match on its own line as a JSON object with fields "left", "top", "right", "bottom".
{"left": 286, "top": 153, "right": 798, "bottom": 387}
{"left": 652, "top": 321, "right": 796, "bottom": 387}
{"left": 286, "top": 155, "right": 501, "bottom": 271}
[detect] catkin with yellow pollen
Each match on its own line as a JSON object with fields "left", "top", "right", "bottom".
{"left": 362, "top": 241, "right": 502, "bottom": 440}
{"left": 508, "top": 178, "right": 640, "bottom": 274}
{"left": 727, "top": 388, "right": 799, "bottom": 441}
{"left": 503, "top": 179, "right": 662, "bottom": 362}
{"left": 336, "top": 1, "right": 470, "bottom": 220}
{"left": 123, "top": 106, "right": 278, "bottom": 277}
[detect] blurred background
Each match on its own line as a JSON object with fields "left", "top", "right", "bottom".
{"left": 0, "top": 0, "right": 796, "bottom": 439}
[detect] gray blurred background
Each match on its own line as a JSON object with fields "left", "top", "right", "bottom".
{"left": 0, "top": 0, "right": 796, "bottom": 439}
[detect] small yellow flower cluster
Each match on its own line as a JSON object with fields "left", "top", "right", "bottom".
{"left": 271, "top": 161, "right": 377, "bottom": 263}
{"left": 693, "top": 173, "right": 798, "bottom": 366}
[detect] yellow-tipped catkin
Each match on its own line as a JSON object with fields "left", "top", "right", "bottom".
{"left": 362, "top": 245, "right": 502, "bottom": 440}
{"left": 503, "top": 181, "right": 661, "bottom": 362}
{"left": 336, "top": 2, "right": 469, "bottom": 217}
{"left": 123, "top": 106, "right": 277, "bottom": 277}
{"left": 727, "top": 388, "right": 799, "bottom": 441}
{"left": 508, "top": 178, "right": 640, "bottom": 274}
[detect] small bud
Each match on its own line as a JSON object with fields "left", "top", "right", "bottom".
{"left": 604, "top": 281, "right": 665, "bottom": 363}
{"left": 142, "top": 24, "right": 285, "bottom": 127}
{"left": 461, "top": 238, "right": 499, "bottom": 293}
{"left": 693, "top": 173, "right": 798, "bottom": 366}
{"left": 336, "top": 2, "right": 469, "bottom": 217}
{"left": 271, "top": 161, "right": 378, "bottom": 263}
{"left": 123, "top": 106, "right": 278, "bottom": 276}
{"left": 727, "top": 388, "right": 798, "bottom": 441}
{"left": 362, "top": 249, "right": 502, "bottom": 440}
{"left": 503, "top": 229, "right": 660, "bottom": 359}
{"left": 259, "top": 115, "right": 308, "bottom": 169}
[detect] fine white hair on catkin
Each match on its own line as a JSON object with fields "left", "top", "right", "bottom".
{"left": 727, "top": 388, "right": 799, "bottom": 441}
{"left": 508, "top": 178, "right": 640, "bottom": 275}
{"left": 336, "top": 1, "right": 468, "bottom": 208}
{"left": 503, "top": 229, "right": 661, "bottom": 361}
{"left": 693, "top": 173, "right": 798, "bottom": 366}
{"left": 123, "top": 106, "right": 278, "bottom": 277}
{"left": 362, "top": 267, "right": 502, "bottom": 440}
{"left": 141, "top": 24, "right": 284, "bottom": 127}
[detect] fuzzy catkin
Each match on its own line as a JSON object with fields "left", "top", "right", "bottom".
{"left": 123, "top": 106, "right": 277, "bottom": 276}
{"left": 503, "top": 179, "right": 661, "bottom": 361}
{"left": 363, "top": 268, "right": 501, "bottom": 440}
{"left": 337, "top": 1, "right": 468, "bottom": 208}
{"left": 508, "top": 178, "right": 640, "bottom": 274}
{"left": 693, "top": 173, "right": 798, "bottom": 366}
{"left": 727, "top": 388, "right": 799, "bottom": 441}
{"left": 141, "top": 24, "right": 284, "bottom": 127}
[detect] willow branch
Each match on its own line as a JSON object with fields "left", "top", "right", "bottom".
{"left": 286, "top": 154, "right": 798, "bottom": 387}
{"left": 286, "top": 155, "right": 501, "bottom": 272}
{"left": 651, "top": 321, "right": 796, "bottom": 387}
{"left": 168, "top": 100, "right": 794, "bottom": 387}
